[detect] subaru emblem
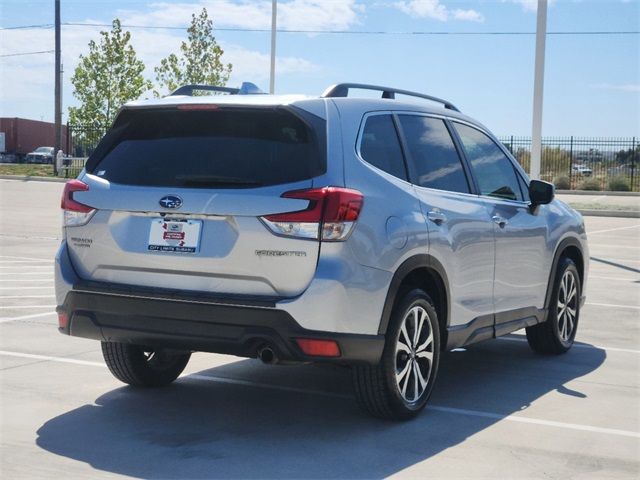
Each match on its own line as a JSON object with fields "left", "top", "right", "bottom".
{"left": 159, "top": 195, "right": 183, "bottom": 209}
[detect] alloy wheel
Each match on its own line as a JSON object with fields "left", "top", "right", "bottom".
{"left": 557, "top": 270, "right": 578, "bottom": 342}
{"left": 395, "top": 305, "right": 434, "bottom": 403}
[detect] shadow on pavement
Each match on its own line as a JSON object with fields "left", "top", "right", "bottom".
{"left": 36, "top": 339, "right": 605, "bottom": 479}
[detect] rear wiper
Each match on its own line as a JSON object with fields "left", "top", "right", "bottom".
{"left": 176, "top": 174, "right": 264, "bottom": 187}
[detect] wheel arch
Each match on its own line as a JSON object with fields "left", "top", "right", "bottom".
{"left": 544, "top": 236, "right": 585, "bottom": 312}
{"left": 377, "top": 254, "right": 450, "bottom": 349}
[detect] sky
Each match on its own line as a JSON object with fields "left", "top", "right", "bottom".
{"left": 0, "top": 0, "right": 638, "bottom": 136}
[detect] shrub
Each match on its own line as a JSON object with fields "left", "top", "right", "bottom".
{"left": 608, "top": 176, "right": 631, "bottom": 192}
{"left": 579, "top": 178, "right": 602, "bottom": 191}
{"left": 553, "top": 176, "right": 571, "bottom": 190}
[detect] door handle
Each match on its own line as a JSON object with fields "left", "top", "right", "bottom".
{"left": 427, "top": 210, "right": 447, "bottom": 225}
{"left": 492, "top": 215, "right": 508, "bottom": 228}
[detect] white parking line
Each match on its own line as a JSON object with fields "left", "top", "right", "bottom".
{"left": 2, "top": 270, "right": 53, "bottom": 277}
{"left": 589, "top": 275, "right": 640, "bottom": 282}
{"left": 0, "top": 349, "right": 638, "bottom": 439}
{"left": 0, "top": 312, "right": 56, "bottom": 323}
{"left": 0, "top": 255, "right": 52, "bottom": 262}
{"left": 0, "top": 295, "right": 55, "bottom": 299}
{"left": 588, "top": 225, "right": 640, "bottom": 235}
{"left": 0, "top": 305, "right": 55, "bottom": 309}
{"left": 498, "top": 336, "right": 640, "bottom": 354}
{"left": 0, "top": 350, "right": 103, "bottom": 366}
{"left": 0, "top": 286, "right": 54, "bottom": 291}
{"left": 586, "top": 302, "right": 640, "bottom": 310}
{"left": 0, "top": 265, "right": 53, "bottom": 269}
{"left": 0, "top": 279, "right": 53, "bottom": 283}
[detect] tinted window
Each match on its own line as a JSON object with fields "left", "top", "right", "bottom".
{"left": 398, "top": 115, "right": 469, "bottom": 193}
{"left": 359, "top": 115, "right": 407, "bottom": 180}
{"left": 87, "top": 107, "right": 325, "bottom": 188}
{"left": 454, "top": 123, "right": 523, "bottom": 201}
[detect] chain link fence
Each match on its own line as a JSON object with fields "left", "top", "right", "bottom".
{"left": 66, "top": 124, "right": 638, "bottom": 191}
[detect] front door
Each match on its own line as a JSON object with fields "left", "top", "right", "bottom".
{"left": 452, "top": 122, "right": 550, "bottom": 332}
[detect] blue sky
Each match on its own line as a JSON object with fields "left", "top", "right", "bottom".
{"left": 1, "top": 0, "right": 638, "bottom": 136}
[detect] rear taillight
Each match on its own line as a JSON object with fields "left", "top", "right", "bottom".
{"left": 260, "top": 187, "right": 363, "bottom": 241}
{"left": 61, "top": 179, "right": 96, "bottom": 227}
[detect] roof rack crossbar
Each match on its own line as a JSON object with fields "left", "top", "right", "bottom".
{"left": 321, "top": 83, "right": 460, "bottom": 112}
{"left": 170, "top": 82, "right": 264, "bottom": 96}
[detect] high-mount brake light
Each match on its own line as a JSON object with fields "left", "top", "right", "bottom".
{"left": 260, "top": 187, "right": 363, "bottom": 241}
{"left": 61, "top": 179, "right": 96, "bottom": 227}
{"left": 176, "top": 104, "right": 220, "bottom": 111}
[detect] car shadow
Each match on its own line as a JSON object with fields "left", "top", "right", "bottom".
{"left": 36, "top": 338, "right": 605, "bottom": 479}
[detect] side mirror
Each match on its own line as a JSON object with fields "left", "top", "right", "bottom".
{"left": 529, "top": 179, "right": 554, "bottom": 206}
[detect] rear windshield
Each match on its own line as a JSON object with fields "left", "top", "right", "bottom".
{"left": 86, "top": 107, "right": 325, "bottom": 188}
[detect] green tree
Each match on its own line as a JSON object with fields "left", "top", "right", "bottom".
{"left": 69, "top": 19, "right": 151, "bottom": 126}
{"left": 154, "top": 8, "right": 232, "bottom": 95}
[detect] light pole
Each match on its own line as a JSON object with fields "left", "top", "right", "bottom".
{"left": 54, "top": 0, "right": 62, "bottom": 174}
{"left": 269, "top": 0, "right": 277, "bottom": 94}
{"left": 530, "top": 0, "right": 547, "bottom": 180}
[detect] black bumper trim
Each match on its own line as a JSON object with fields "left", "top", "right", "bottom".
{"left": 59, "top": 286, "right": 384, "bottom": 365}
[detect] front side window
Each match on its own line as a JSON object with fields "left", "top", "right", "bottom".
{"left": 359, "top": 114, "right": 407, "bottom": 180}
{"left": 398, "top": 115, "right": 470, "bottom": 193}
{"left": 454, "top": 123, "right": 523, "bottom": 201}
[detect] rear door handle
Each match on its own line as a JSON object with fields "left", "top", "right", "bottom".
{"left": 492, "top": 215, "right": 508, "bottom": 228}
{"left": 427, "top": 210, "right": 447, "bottom": 225}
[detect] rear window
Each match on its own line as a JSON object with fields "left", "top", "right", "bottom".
{"left": 86, "top": 107, "right": 326, "bottom": 188}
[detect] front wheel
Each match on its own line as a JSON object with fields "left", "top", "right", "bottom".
{"left": 353, "top": 289, "right": 441, "bottom": 420}
{"left": 526, "top": 257, "right": 581, "bottom": 354}
{"left": 101, "top": 342, "right": 191, "bottom": 387}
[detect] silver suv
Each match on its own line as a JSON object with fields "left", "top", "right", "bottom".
{"left": 55, "top": 83, "right": 589, "bottom": 419}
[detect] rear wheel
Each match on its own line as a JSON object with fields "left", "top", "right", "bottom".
{"left": 353, "top": 289, "right": 440, "bottom": 420}
{"left": 526, "top": 257, "right": 581, "bottom": 354}
{"left": 101, "top": 342, "right": 191, "bottom": 387}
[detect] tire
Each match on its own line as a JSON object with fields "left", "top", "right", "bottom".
{"left": 526, "top": 257, "right": 581, "bottom": 354}
{"left": 101, "top": 341, "right": 191, "bottom": 387}
{"left": 353, "top": 289, "right": 441, "bottom": 420}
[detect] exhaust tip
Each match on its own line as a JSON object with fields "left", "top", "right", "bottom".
{"left": 257, "top": 346, "right": 277, "bottom": 364}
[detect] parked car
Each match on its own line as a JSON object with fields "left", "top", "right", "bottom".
{"left": 572, "top": 164, "right": 593, "bottom": 176}
{"left": 26, "top": 146, "right": 54, "bottom": 164}
{"left": 55, "top": 82, "right": 589, "bottom": 420}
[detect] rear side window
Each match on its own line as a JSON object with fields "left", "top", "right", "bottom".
{"left": 87, "top": 107, "right": 325, "bottom": 188}
{"left": 398, "top": 115, "right": 470, "bottom": 193}
{"left": 359, "top": 114, "right": 407, "bottom": 180}
{"left": 453, "top": 122, "right": 523, "bottom": 201}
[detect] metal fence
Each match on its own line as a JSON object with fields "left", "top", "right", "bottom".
{"left": 66, "top": 124, "right": 107, "bottom": 159}
{"left": 66, "top": 124, "right": 638, "bottom": 192}
{"left": 498, "top": 136, "right": 639, "bottom": 192}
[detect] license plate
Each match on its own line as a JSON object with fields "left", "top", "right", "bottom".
{"left": 148, "top": 219, "right": 202, "bottom": 253}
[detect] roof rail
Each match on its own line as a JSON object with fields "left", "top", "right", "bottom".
{"left": 321, "top": 83, "right": 460, "bottom": 112}
{"left": 170, "top": 82, "right": 264, "bottom": 96}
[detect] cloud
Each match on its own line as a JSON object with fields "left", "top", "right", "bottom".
{"left": 393, "top": 0, "right": 484, "bottom": 22}
{"left": 505, "top": 0, "right": 556, "bottom": 13}
{"left": 0, "top": 21, "right": 320, "bottom": 121}
{"left": 119, "top": 0, "right": 363, "bottom": 31}
{"left": 590, "top": 83, "right": 640, "bottom": 93}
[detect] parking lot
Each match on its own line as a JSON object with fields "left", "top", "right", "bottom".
{"left": 0, "top": 178, "right": 638, "bottom": 479}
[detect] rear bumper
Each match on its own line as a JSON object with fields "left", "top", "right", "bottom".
{"left": 57, "top": 282, "right": 384, "bottom": 365}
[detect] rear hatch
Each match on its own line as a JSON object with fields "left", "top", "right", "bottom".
{"left": 64, "top": 104, "right": 327, "bottom": 298}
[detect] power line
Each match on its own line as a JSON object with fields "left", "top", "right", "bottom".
{"left": 0, "top": 50, "right": 55, "bottom": 58}
{"left": 1, "top": 22, "right": 638, "bottom": 35}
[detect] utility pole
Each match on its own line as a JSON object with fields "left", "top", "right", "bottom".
{"left": 530, "top": 0, "right": 547, "bottom": 180}
{"left": 269, "top": 0, "right": 277, "bottom": 94}
{"left": 54, "top": 0, "right": 62, "bottom": 175}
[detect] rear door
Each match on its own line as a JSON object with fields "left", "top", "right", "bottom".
{"left": 397, "top": 114, "right": 496, "bottom": 336}
{"left": 66, "top": 105, "right": 328, "bottom": 297}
